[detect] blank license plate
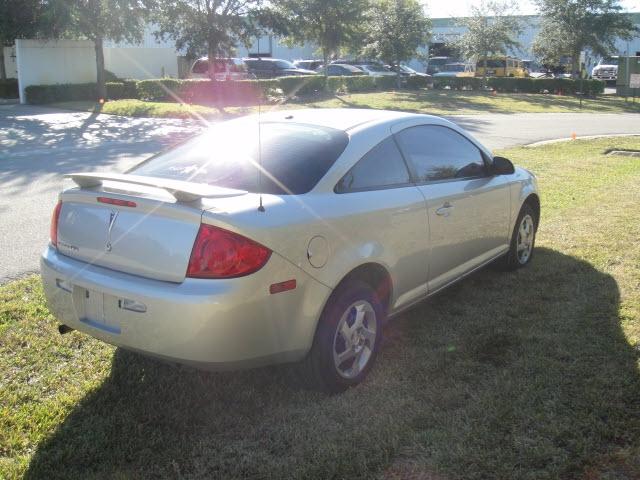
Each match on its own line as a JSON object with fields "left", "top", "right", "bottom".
{"left": 77, "top": 288, "right": 121, "bottom": 335}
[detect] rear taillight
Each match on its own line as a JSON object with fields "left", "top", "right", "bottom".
{"left": 50, "top": 200, "right": 62, "bottom": 248}
{"left": 186, "top": 224, "right": 271, "bottom": 278}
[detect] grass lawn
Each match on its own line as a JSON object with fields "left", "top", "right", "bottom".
{"left": 51, "top": 99, "right": 226, "bottom": 120}
{"left": 50, "top": 89, "right": 640, "bottom": 120}
{"left": 2, "top": 137, "right": 640, "bottom": 479}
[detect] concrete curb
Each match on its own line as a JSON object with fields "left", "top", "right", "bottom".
{"left": 525, "top": 133, "right": 640, "bottom": 147}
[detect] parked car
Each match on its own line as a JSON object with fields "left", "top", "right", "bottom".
{"left": 592, "top": 56, "right": 619, "bottom": 82}
{"left": 41, "top": 109, "right": 539, "bottom": 393}
{"left": 317, "top": 63, "right": 366, "bottom": 76}
{"left": 294, "top": 59, "right": 324, "bottom": 71}
{"left": 354, "top": 63, "right": 396, "bottom": 77}
{"left": 433, "top": 63, "right": 475, "bottom": 77}
{"left": 426, "top": 56, "right": 452, "bottom": 75}
{"left": 243, "top": 58, "right": 318, "bottom": 78}
{"left": 190, "top": 57, "right": 251, "bottom": 81}
{"left": 392, "top": 64, "right": 431, "bottom": 78}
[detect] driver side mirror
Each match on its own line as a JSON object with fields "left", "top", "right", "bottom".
{"left": 492, "top": 156, "right": 515, "bottom": 175}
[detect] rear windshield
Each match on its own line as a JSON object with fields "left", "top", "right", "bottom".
{"left": 132, "top": 122, "right": 349, "bottom": 195}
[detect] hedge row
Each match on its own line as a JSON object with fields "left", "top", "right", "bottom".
{"left": 0, "top": 78, "right": 19, "bottom": 98}
{"left": 24, "top": 74, "right": 602, "bottom": 105}
{"left": 433, "top": 76, "right": 605, "bottom": 95}
{"left": 25, "top": 75, "right": 431, "bottom": 105}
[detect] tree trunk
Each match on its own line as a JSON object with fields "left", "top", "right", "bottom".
{"left": 207, "top": 41, "right": 217, "bottom": 80}
{"left": 571, "top": 51, "right": 580, "bottom": 79}
{"left": 323, "top": 48, "right": 329, "bottom": 92}
{"left": 322, "top": 49, "right": 328, "bottom": 76}
{"left": 396, "top": 56, "right": 402, "bottom": 90}
{"left": 0, "top": 46, "right": 6, "bottom": 81}
{"left": 481, "top": 53, "right": 488, "bottom": 89}
{"left": 94, "top": 36, "right": 106, "bottom": 101}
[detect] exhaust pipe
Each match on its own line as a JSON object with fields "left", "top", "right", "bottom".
{"left": 58, "top": 324, "right": 74, "bottom": 335}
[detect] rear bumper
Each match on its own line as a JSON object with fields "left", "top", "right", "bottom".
{"left": 40, "top": 246, "right": 331, "bottom": 369}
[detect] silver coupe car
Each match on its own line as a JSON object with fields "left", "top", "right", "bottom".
{"left": 41, "top": 109, "right": 539, "bottom": 393}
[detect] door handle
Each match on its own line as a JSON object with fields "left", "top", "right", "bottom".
{"left": 435, "top": 202, "right": 454, "bottom": 216}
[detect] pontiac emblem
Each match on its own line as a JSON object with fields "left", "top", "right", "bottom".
{"left": 106, "top": 210, "right": 118, "bottom": 252}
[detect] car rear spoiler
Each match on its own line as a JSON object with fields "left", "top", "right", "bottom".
{"left": 66, "top": 172, "right": 247, "bottom": 203}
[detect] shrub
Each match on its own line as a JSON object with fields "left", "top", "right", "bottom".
{"left": 374, "top": 76, "right": 398, "bottom": 91}
{"left": 120, "top": 79, "right": 139, "bottom": 99}
{"left": 405, "top": 75, "right": 431, "bottom": 89}
{"left": 278, "top": 75, "right": 326, "bottom": 97}
{"left": 433, "top": 76, "right": 483, "bottom": 90}
{"left": 106, "top": 82, "right": 128, "bottom": 100}
{"left": 136, "top": 78, "right": 280, "bottom": 105}
{"left": 0, "top": 78, "right": 19, "bottom": 98}
{"left": 25, "top": 80, "right": 142, "bottom": 103}
{"left": 25, "top": 83, "right": 97, "bottom": 104}
{"left": 432, "top": 76, "right": 605, "bottom": 96}
{"left": 136, "top": 78, "right": 183, "bottom": 101}
{"left": 326, "top": 76, "right": 346, "bottom": 94}
{"left": 343, "top": 75, "right": 377, "bottom": 93}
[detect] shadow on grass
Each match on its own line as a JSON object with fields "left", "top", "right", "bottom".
{"left": 24, "top": 248, "right": 640, "bottom": 479}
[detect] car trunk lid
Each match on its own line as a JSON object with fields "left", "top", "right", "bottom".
{"left": 56, "top": 173, "right": 247, "bottom": 283}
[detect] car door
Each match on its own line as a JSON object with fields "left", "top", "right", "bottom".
{"left": 334, "top": 136, "right": 430, "bottom": 311}
{"left": 394, "top": 124, "right": 511, "bottom": 292}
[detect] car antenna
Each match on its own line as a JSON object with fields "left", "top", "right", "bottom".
{"left": 257, "top": 87, "right": 265, "bottom": 213}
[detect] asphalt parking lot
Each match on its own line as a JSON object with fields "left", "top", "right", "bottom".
{"left": 1, "top": 104, "right": 639, "bottom": 282}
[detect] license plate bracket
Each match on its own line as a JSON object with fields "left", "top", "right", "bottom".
{"left": 74, "top": 287, "right": 121, "bottom": 334}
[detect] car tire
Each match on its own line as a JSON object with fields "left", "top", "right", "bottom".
{"left": 301, "top": 281, "right": 384, "bottom": 393}
{"left": 499, "top": 203, "right": 538, "bottom": 271}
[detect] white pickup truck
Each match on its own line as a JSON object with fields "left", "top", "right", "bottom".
{"left": 591, "top": 56, "right": 619, "bottom": 81}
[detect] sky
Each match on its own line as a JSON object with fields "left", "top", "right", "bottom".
{"left": 425, "top": 0, "right": 640, "bottom": 18}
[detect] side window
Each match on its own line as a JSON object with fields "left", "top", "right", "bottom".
{"left": 327, "top": 65, "right": 339, "bottom": 75}
{"left": 335, "top": 137, "right": 411, "bottom": 193}
{"left": 395, "top": 125, "right": 487, "bottom": 182}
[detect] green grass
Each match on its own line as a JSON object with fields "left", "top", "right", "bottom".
{"left": 308, "top": 89, "right": 640, "bottom": 114}
{"left": 2, "top": 137, "right": 640, "bottom": 479}
{"left": 50, "top": 90, "right": 640, "bottom": 120}
{"left": 51, "top": 99, "right": 226, "bottom": 120}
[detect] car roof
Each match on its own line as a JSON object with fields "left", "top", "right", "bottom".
{"left": 238, "top": 108, "right": 421, "bottom": 132}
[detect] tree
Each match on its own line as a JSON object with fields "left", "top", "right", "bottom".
{"left": 0, "top": 0, "right": 45, "bottom": 79}
{"left": 532, "top": 0, "right": 637, "bottom": 78}
{"left": 269, "top": 0, "right": 368, "bottom": 69}
{"left": 44, "top": 0, "right": 152, "bottom": 99}
{"left": 361, "top": 0, "right": 430, "bottom": 87}
{"left": 453, "top": 1, "right": 522, "bottom": 86}
{"left": 154, "top": 0, "right": 262, "bottom": 79}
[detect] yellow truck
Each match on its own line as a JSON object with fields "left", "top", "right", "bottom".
{"left": 475, "top": 56, "right": 529, "bottom": 78}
